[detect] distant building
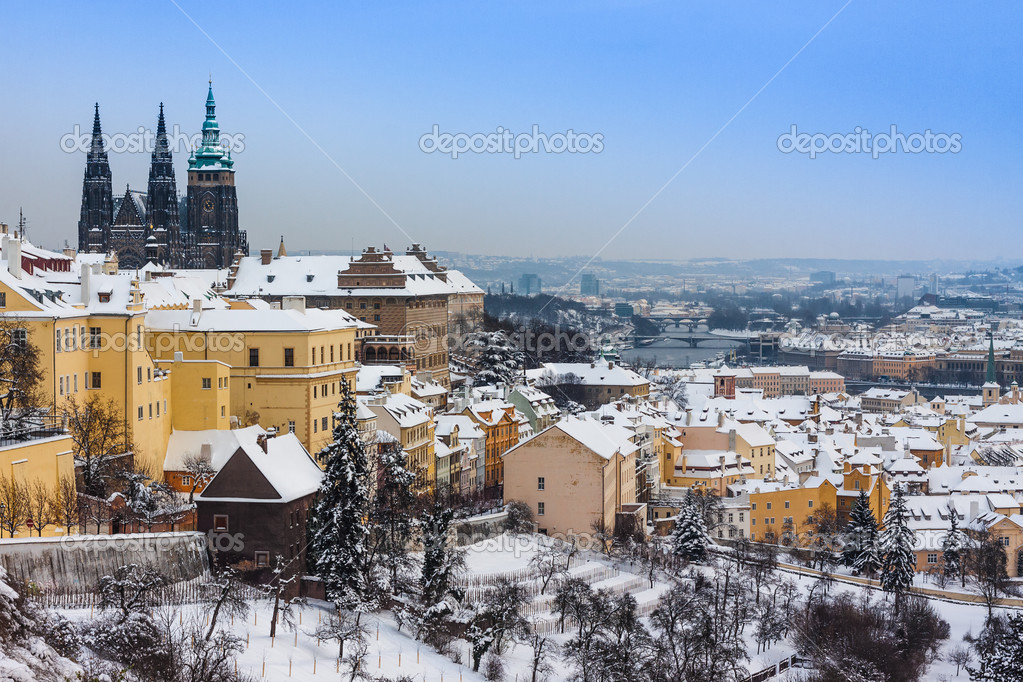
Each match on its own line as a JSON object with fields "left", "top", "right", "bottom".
{"left": 896, "top": 276, "right": 916, "bottom": 300}
{"left": 518, "top": 273, "right": 542, "bottom": 295}
{"left": 810, "top": 270, "right": 836, "bottom": 286}
{"left": 580, "top": 273, "right": 601, "bottom": 296}
{"left": 614, "top": 302, "right": 635, "bottom": 318}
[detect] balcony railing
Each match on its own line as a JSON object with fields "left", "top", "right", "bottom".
{"left": 0, "top": 414, "right": 68, "bottom": 449}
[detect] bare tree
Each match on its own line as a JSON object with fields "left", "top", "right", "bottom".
{"left": 51, "top": 475, "right": 79, "bottom": 534}
{"left": 25, "top": 479, "right": 57, "bottom": 536}
{"left": 265, "top": 554, "right": 299, "bottom": 639}
{"left": 202, "top": 566, "right": 250, "bottom": 642}
{"left": 182, "top": 451, "right": 216, "bottom": 504}
{"left": 948, "top": 644, "right": 972, "bottom": 675}
{"left": 0, "top": 316, "right": 45, "bottom": 439}
{"left": 530, "top": 539, "right": 577, "bottom": 595}
{"left": 0, "top": 474, "right": 29, "bottom": 537}
{"left": 64, "top": 393, "right": 135, "bottom": 497}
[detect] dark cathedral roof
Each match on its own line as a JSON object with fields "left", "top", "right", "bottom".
{"left": 112, "top": 189, "right": 148, "bottom": 226}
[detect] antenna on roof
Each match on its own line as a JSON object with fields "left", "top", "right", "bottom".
{"left": 17, "top": 208, "right": 26, "bottom": 242}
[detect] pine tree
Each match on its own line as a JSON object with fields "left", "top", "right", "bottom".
{"left": 879, "top": 485, "right": 917, "bottom": 609}
{"left": 410, "top": 502, "right": 465, "bottom": 648}
{"left": 968, "top": 613, "right": 1023, "bottom": 681}
{"left": 671, "top": 492, "right": 708, "bottom": 563}
{"left": 942, "top": 503, "right": 964, "bottom": 586}
{"left": 843, "top": 489, "right": 880, "bottom": 575}
{"left": 368, "top": 439, "right": 417, "bottom": 595}
{"left": 308, "top": 380, "right": 371, "bottom": 611}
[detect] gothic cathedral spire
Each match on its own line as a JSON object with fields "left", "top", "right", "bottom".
{"left": 78, "top": 103, "right": 113, "bottom": 253}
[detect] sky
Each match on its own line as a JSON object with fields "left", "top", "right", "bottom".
{"left": 0, "top": 1, "right": 1020, "bottom": 261}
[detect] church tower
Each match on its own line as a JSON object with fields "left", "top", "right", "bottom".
{"left": 146, "top": 103, "right": 180, "bottom": 263}
{"left": 185, "top": 82, "right": 246, "bottom": 268}
{"left": 983, "top": 332, "right": 1000, "bottom": 407}
{"left": 78, "top": 104, "right": 113, "bottom": 253}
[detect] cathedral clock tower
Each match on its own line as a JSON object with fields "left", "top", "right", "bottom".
{"left": 184, "top": 81, "right": 247, "bottom": 268}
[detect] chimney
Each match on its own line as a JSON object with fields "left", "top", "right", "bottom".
{"left": 192, "top": 298, "right": 202, "bottom": 314}
{"left": 969, "top": 500, "right": 979, "bottom": 520}
{"left": 260, "top": 249, "right": 273, "bottom": 265}
{"left": 5, "top": 236, "right": 22, "bottom": 279}
{"left": 199, "top": 442, "right": 212, "bottom": 461}
{"left": 256, "top": 433, "right": 268, "bottom": 453}
{"left": 80, "top": 264, "right": 92, "bottom": 302}
{"left": 282, "top": 295, "right": 306, "bottom": 313}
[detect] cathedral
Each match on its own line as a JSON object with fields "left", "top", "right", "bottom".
{"left": 77, "top": 84, "right": 248, "bottom": 269}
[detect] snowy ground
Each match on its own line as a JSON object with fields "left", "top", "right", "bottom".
{"left": 51, "top": 534, "right": 1017, "bottom": 681}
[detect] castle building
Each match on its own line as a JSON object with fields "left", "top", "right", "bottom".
{"left": 77, "top": 83, "right": 248, "bottom": 269}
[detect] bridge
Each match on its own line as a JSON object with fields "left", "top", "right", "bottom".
{"left": 635, "top": 329, "right": 752, "bottom": 348}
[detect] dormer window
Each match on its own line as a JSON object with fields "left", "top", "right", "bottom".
{"left": 99, "top": 293, "right": 111, "bottom": 303}
{"left": 267, "top": 274, "right": 275, "bottom": 283}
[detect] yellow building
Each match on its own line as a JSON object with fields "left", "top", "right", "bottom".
{"left": 146, "top": 296, "right": 361, "bottom": 455}
{"left": 363, "top": 392, "right": 437, "bottom": 491}
{"left": 747, "top": 462, "right": 890, "bottom": 544}
{"left": 1, "top": 234, "right": 367, "bottom": 511}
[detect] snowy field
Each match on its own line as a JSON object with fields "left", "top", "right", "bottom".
{"left": 49, "top": 534, "right": 1019, "bottom": 681}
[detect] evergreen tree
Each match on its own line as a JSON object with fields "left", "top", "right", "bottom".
{"left": 407, "top": 501, "right": 465, "bottom": 648}
{"left": 843, "top": 489, "right": 880, "bottom": 575}
{"left": 942, "top": 503, "right": 964, "bottom": 586}
{"left": 671, "top": 492, "right": 708, "bottom": 563}
{"left": 968, "top": 613, "right": 1023, "bottom": 682}
{"left": 465, "top": 330, "right": 523, "bottom": 386}
{"left": 879, "top": 484, "right": 917, "bottom": 609}
{"left": 308, "top": 381, "right": 371, "bottom": 611}
{"left": 368, "top": 439, "right": 417, "bottom": 595}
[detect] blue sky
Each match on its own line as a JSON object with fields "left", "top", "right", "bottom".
{"left": 1, "top": 1, "right": 1020, "bottom": 260}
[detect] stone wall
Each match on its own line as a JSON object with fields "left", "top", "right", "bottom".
{"left": 0, "top": 531, "right": 209, "bottom": 594}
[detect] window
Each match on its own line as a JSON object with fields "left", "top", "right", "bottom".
{"left": 59, "top": 376, "right": 64, "bottom": 395}
{"left": 73, "top": 374, "right": 78, "bottom": 392}
{"left": 321, "top": 416, "right": 328, "bottom": 431}
{"left": 148, "top": 403, "right": 153, "bottom": 419}
{"left": 213, "top": 515, "right": 229, "bottom": 531}
{"left": 374, "top": 314, "right": 380, "bottom": 322}
{"left": 854, "top": 480, "right": 860, "bottom": 490}
{"left": 137, "top": 366, "right": 142, "bottom": 384}
{"left": 284, "top": 348, "right": 294, "bottom": 367}
{"left": 90, "top": 326, "right": 101, "bottom": 349}
{"left": 221, "top": 406, "right": 225, "bottom": 417}
{"left": 751, "top": 503, "right": 757, "bottom": 511}
{"left": 927, "top": 553, "right": 938, "bottom": 564}
{"left": 12, "top": 329, "right": 26, "bottom": 347}
{"left": 739, "top": 512, "right": 744, "bottom": 522}
{"left": 808, "top": 500, "right": 814, "bottom": 508}
{"left": 90, "top": 372, "right": 101, "bottom": 389}
{"left": 1000, "top": 536, "right": 1010, "bottom": 547}
{"left": 537, "top": 502, "right": 545, "bottom": 516}
{"left": 249, "top": 348, "right": 259, "bottom": 367}
{"left": 537, "top": 477, "right": 545, "bottom": 491}
{"left": 137, "top": 406, "right": 144, "bottom": 420}
{"left": 55, "top": 329, "right": 62, "bottom": 352}
{"left": 784, "top": 501, "right": 790, "bottom": 509}
{"left": 255, "top": 552, "right": 269, "bottom": 568}
{"left": 0, "top": 292, "right": 4, "bottom": 307}
{"left": 288, "top": 420, "right": 296, "bottom": 434}
{"left": 752, "top": 518, "right": 756, "bottom": 526}
{"left": 313, "top": 420, "right": 317, "bottom": 433}
{"left": 766, "top": 502, "right": 772, "bottom": 510}
{"left": 202, "top": 377, "right": 212, "bottom": 389}
{"left": 156, "top": 402, "right": 160, "bottom": 416}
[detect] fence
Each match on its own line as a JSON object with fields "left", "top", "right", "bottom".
{"left": 744, "top": 654, "right": 806, "bottom": 682}
{"left": 30, "top": 576, "right": 263, "bottom": 611}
